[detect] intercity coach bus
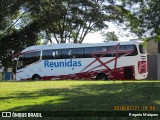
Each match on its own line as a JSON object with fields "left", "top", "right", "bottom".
{"left": 13, "top": 40, "right": 148, "bottom": 80}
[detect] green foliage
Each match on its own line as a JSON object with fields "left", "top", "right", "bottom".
{"left": 0, "top": 0, "right": 136, "bottom": 68}
{"left": 32, "top": 0, "right": 109, "bottom": 43}
{"left": 0, "top": 19, "right": 41, "bottom": 68}
{"left": 118, "top": 0, "right": 160, "bottom": 40}
{"left": 0, "top": 0, "right": 21, "bottom": 33}
{"left": 101, "top": 32, "right": 119, "bottom": 42}
{"left": 0, "top": 1, "right": 41, "bottom": 68}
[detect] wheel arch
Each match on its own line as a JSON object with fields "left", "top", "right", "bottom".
{"left": 32, "top": 74, "right": 41, "bottom": 80}
{"left": 96, "top": 72, "right": 108, "bottom": 80}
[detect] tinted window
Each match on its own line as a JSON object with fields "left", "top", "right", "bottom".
{"left": 119, "top": 45, "right": 125, "bottom": 50}
{"left": 107, "top": 46, "right": 117, "bottom": 57}
{"left": 62, "top": 48, "right": 83, "bottom": 58}
{"left": 126, "top": 45, "right": 138, "bottom": 56}
{"left": 95, "top": 47, "right": 108, "bottom": 57}
{"left": 84, "top": 47, "right": 107, "bottom": 58}
{"left": 62, "top": 49, "right": 72, "bottom": 58}
{"left": 42, "top": 49, "right": 61, "bottom": 59}
{"left": 139, "top": 44, "right": 146, "bottom": 54}
{"left": 126, "top": 45, "right": 134, "bottom": 50}
{"left": 71, "top": 48, "right": 83, "bottom": 58}
{"left": 84, "top": 47, "right": 94, "bottom": 58}
{"left": 106, "top": 45, "right": 138, "bottom": 57}
{"left": 118, "top": 45, "right": 126, "bottom": 56}
{"left": 18, "top": 51, "right": 40, "bottom": 69}
{"left": 94, "top": 47, "right": 107, "bottom": 52}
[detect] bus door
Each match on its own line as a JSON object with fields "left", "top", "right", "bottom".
{"left": 124, "top": 66, "right": 134, "bottom": 80}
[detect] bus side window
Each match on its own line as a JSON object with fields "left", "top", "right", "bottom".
{"left": 84, "top": 47, "right": 107, "bottom": 58}
{"left": 62, "top": 48, "right": 83, "bottom": 59}
{"left": 52, "top": 51, "right": 56, "bottom": 58}
{"left": 18, "top": 51, "right": 40, "bottom": 69}
{"left": 107, "top": 46, "right": 116, "bottom": 57}
{"left": 62, "top": 49, "right": 72, "bottom": 59}
{"left": 102, "top": 47, "right": 107, "bottom": 52}
{"left": 119, "top": 45, "right": 125, "bottom": 56}
{"left": 94, "top": 47, "right": 107, "bottom": 57}
{"left": 139, "top": 44, "right": 146, "bottom": 54}
{"left": 52, "top": 50, "right": 61, "bottom": 59}
{"left": 43, "top": 49, "right": 61, "bottom": 59}
{"left": 126, "top": 45, "right": 138, "bottom": 56}
{"left": 84, "top": 47, "right": 94, "bottom": 58}
{"left": 71, "top": 48, "right": 83, "bottom": 58}
{"left": 25, "top": 51, "right": 40, "bottom": 65}
{"left": 43, "top": 50, "right": 53, "bottom": 59}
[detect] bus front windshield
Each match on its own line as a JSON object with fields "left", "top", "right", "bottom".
{"left": 17, "top": 51, "right": 40, "bottom": 70}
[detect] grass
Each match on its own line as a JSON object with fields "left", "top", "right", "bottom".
{"left": 0, "top": 80, "right": 160, "bottom": 119}
{"left": 0, "top": 72, "right": 2, "bottom": 80}
{"left": 0, "top": 80, "right": 160, "bottom": 111}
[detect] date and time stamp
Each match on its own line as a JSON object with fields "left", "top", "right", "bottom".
{"left": 113, "top": 105, "right": 156, "bottom": 111}
{"left": 113, "top": 105, "right": 159, "bottom": 117}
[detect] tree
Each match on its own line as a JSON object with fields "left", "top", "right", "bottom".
{"left": 101, "top": 31, "right": 119, "bottom": 42}
{"left": 0, "top": 0, "right": 136, "bottom": 68}
{"left": 116, "top": 0, "right": 160, "bottom": 39}
{"left": 0, "top": 19, "right": 41, "bottom": 68}
{"left": 0, "top": 0, "right": 41, "bottom": 68}
{"left": 26, "top": 0, "right": 131, "bottom": 44}
{"left": 116, "top": 0, "right": 160, "bottom": 52}
{"left": 26, "top": 0, "right": 109, "bottom": 43}
{"left": 0, "top": 0, "right": 21, "bottom": 68}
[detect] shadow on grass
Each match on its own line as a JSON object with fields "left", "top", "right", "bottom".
{"left": 1, "top": 81, "right": 160, "bottom": 119}
{"left": 3, "top": 81, "right": 159, "bottom": 112}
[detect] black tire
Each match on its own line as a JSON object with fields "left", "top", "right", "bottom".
{"left": 96, "top": 73, "right": 108, "bottom": 80}
{"left": 32, "top": 74, "right": 41, "bottom": 80}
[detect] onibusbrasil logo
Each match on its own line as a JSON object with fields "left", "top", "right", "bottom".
{"left": 2, "top": 112, "right": 42, "bottom": 118}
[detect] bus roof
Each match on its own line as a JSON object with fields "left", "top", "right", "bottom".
{"left": 21, "top": 40, "right": 143, "bottom": 52}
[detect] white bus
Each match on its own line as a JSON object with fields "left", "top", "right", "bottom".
{"left": 14, "top": 40, "right": 148, "bottom": 80}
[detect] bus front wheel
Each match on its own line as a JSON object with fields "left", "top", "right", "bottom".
{"left": 96, "top": 73, "right": 108, "bottom": 80}
{"left": 32, "top": 74, "right": 41, "bottom": 80}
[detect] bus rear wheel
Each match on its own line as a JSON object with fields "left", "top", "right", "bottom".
{"left": 32, "top": 74, "right": 41, "bottom": 80}
{"left": 96, "top": 73, "right": 108, "bottom": 80}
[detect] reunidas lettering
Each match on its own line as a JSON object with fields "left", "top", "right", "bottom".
{"left": 44, "top": 59, "right": 82, "bottom": 68}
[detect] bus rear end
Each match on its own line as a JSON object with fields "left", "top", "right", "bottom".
{"left": 135, "top": 42, "right": 148, "bottom": 79}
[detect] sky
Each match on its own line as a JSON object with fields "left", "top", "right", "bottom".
{"left": 43, "top": 22, "right": 138, "bottom": 44}
{"left": 83, "top": 22, "right": 138, "bottom": 43}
